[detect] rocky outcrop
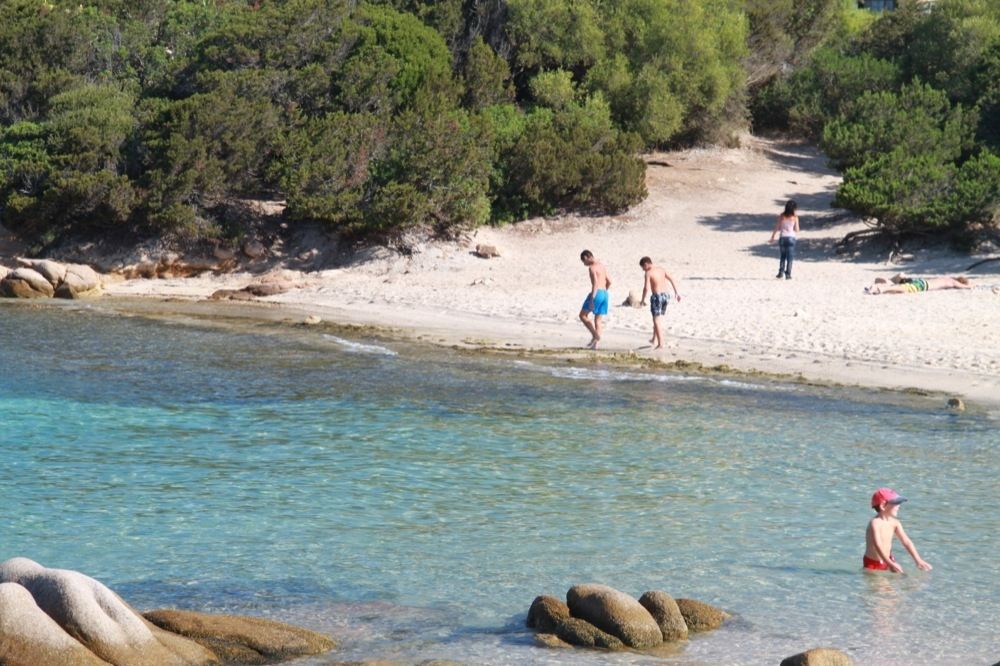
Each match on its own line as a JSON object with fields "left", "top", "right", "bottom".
{"left": 0, "top": 558, "right": 336, "bottom": 666}
{"left": 566, "top": 584, "right": 663, "bottom": 649}
{"left": 0, "top": 582, "right": 110, "bottom": 666}
{"left": 143, "top": 609, "right": 336, "bottom": 665}
{"left": 1, "top": 267, "right": 56, "bottom": 298}
{"left": 0, "top": 259, "right": 102, "bottom": 299}
{"left": 0, "top": 557, "right": 215, "bottom": 666}
{"left": 675, "top": 598, "right": 728, "bottom": 632}
{"left": 17, "top": 258, "right": 67, "bottom": 286}
{"left": 526, "top": 595, "right": 570, "bottom": 633}
{"left": 780, "top": 647, "right": 854, "bottom": 666}
{"left": 638, "top": 590, "right": 688, "bottom": 641}
{"left": 527, "top": 584, "right": 726, "bottom": 654}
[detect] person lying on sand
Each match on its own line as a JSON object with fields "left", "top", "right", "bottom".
{"left": 865, "top": 276, "right": 971, "bottom": 295}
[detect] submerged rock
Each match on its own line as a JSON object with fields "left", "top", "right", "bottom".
{"left": 780, "top": 647, "right": 854, "bottom": 666}
{"left": 638, "top": 590, "right": 688, "bottom": 641}
{"left": 675, "top": 598, "right": 728, "bottom": 632}
{"left": 946, "top": 397, "right": 965, "bottom": 411}
{"left": 526, "top": 595, "right": 569, "bottom": 633}
{"left": 566, "top": 584, "right": 662, "bottom": 649}
{"left": 144, "top": 609, "right": 336, "bottom": 665}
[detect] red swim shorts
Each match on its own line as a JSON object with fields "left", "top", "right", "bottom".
{"left": 863, "top": 555, "right": 895, "bottom": 570}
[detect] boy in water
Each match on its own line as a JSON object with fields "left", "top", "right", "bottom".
{"left": 864, "top": 488, "right": 932, "bottom": 573}
{"left": 638, "top": 257, "right": 681, "bottom": 349}
{"left": 579, "top": 250, "right": 612, "bottom": 349}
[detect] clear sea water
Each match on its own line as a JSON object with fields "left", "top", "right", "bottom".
{"left": 1, "top": 302, "right": 997, "bottom": 666}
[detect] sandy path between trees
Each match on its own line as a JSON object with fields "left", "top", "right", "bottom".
{"left": 103, "top": 138, "right": 1000, "bottom": 409}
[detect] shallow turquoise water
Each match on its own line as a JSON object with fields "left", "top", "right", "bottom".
{"left": 1, "top": 302, "right": 997, "bottom": 665}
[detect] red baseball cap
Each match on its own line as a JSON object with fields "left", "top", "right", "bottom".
{"left": 871, "top": 488, "right": 908, "bottom": 508}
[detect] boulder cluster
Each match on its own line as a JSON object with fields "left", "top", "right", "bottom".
{"left": 0, "top": 258, "right": 102, "bottom": 299}
{"left": 0, "top": 558, "right": 335, "bottom": 666}
{"left": 526, "top": 583, "right": 728, "bottom": 651}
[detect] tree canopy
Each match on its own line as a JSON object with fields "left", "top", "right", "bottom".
{"left": 0, "top": 0, "right": 996, "bottom": 250}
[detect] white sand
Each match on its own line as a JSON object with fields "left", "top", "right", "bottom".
{"left": 101, "top": 138, "right": 1000, "bottom": 407}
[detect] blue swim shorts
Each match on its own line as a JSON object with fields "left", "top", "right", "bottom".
{"left": 650, "top": 292, "right": 671, "bottom": 316}
{"left": 582, "top": 289, "right": 609, "bottom": 316}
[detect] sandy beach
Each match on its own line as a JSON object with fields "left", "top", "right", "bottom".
{"left": 92, "top": 138, "right": 1000, "bottom": 407}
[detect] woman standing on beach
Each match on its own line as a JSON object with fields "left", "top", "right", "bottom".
{"left": 769, "top": 200, "right": 799, "bottom": 279}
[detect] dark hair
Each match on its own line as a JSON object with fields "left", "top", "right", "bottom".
{"left": 639, "top": 256, "right": 652, "bottom": 267}
{"left": 783, "top": 200, "right": 797, "bottom": 217}
{"left": 580, "top": 250, "right": 593, "bottom": 261}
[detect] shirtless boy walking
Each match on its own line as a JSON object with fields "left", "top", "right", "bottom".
{"left": 864, "top": 488, "right": 932, "bottom": 573}
{"left": 579, "top": 250, "right": 611, "bottom": 349}
{"left": 638, "top": 257, "right": 681, "bottom": 350}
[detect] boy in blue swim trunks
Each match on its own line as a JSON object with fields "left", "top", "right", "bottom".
{"left": 638, "top": 257, "right": 681, "bottom": 349}
{"left": 579, "top": 250, "right": 612, "bottom": 349}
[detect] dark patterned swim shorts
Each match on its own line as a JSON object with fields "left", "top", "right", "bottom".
{"left": 650, "top": 292, "right": 671, "bottom": 316}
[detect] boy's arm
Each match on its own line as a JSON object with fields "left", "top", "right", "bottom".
{"left": 895, "top": 523, "right": 932, "bottom": 571}
{"left": 665, "top": 271, "right": 681, "bottom": 302}
{"left": 640, "top": 272, "right": 650, "bottom": 304}
{"left": 589, "top": 266, "right": 598, "bottom": 299}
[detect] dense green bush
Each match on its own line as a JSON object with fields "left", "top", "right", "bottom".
{"left": 492, "top": 96, "right": 646, "bottom": 220}
{"left": 835, "top": 148, "right": 1000, "bottom": 237}
{"left": 0, "top": 84, "right": 137, "bottom": 242}
{"left": 754, "top": 48, "right": 900, "bottom": 137}
{"left": 820, "top": 82, "right": 978, "bottom": 170}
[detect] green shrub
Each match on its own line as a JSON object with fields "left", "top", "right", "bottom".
{"left": 494, "top": 95, "right": 645, "bottom": 219}
{"left": 528, "top": 69, "right": 577, "bottom": 110}
{"left": 140, "top": 80, "right": 282, "bottom": 232}
{"left": 767, "top": 48, "right": 900, "bottom": 137}
{"left": 462, "top": 37, "right": 515, "bottom": 110}
{"left": 279, "top": 111, "right": 385, "bottom": 229}
{"left": 834, "top": 147, "right": 1000, "bottom": 236}
{"left": 0, "top": 83, "right": 137, "bottom": 240}
{"left": 363, "top": 106, "right": 493, "bottom": 235}
{"left": 821, "top": 82, "right": 978, "bottom": 170}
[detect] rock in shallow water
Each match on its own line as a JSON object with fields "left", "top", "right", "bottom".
{"left": 554, "top": 617, "right": 625, "bottom": 650}
{"left": 526, "top": 595, "right": 569, "bottom": 633}
{"left": 780, "top": 647, "right": 854, "bottom": 666}
{"left": 638, "top": 590, "right": 688, "bottom": 641}
{"left": 1, "top": 268, "right": 55, "bottom": 298}
{"left": 0, "top": 557, "right": 337, "bottom": 666}
{"left": 566, "top": 583, "right": 663, "bottom": 649}
{"left": 144, "top": 609, "right": 336, "bottom": 665}
{"left": 675, "top": 598, "right": 729, "bottom": 632}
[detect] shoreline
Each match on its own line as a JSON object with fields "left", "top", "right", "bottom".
{"left": 30, "top": 293, "right": 997, "bottom": 412}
